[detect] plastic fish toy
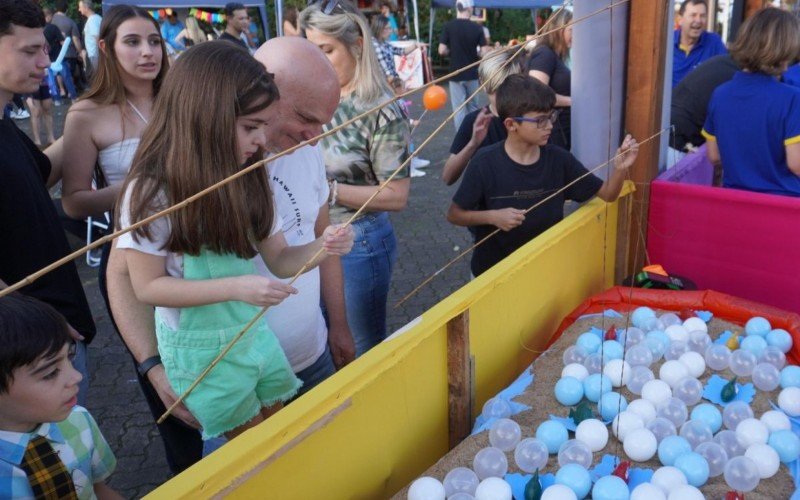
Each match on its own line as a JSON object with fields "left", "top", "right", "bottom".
{"left": 570, "top": 401, "right": 594, "bottom": 426}
{"left": 612, "top": 460, "right": 631, "bottom": 483}
{"left": 604, "top": 325, "right": 617, "bottom": 341}
{"left": 721, "top": 377, "right": 738, "bottom": 403}
{"left": 524, "top": 469, "right": 542, "bottom": 500}
{"left": 726, "top": 333, "right": 740, "bottom": 350}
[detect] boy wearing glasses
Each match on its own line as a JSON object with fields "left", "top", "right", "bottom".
{"left": 447, "top": 74, "right": 638, "bottom": 277}
{"left": 0, "top": 293, "right": 119, "bottom": 499}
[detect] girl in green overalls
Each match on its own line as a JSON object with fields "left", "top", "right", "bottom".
{"left": 116, "top": 43, "right": 354, "bottom": 440}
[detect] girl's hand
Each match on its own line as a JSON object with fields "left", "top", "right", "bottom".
{"left": 230, "top": 275, "right": 297, "bottom": 307}
{"left": 614, "top": 134, "right": 639, "bottom": 171}
{"left": 322, "top": 225, "right": 354, "bottom": 256}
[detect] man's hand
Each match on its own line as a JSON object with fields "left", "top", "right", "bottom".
{"left": 328, "top": 324, "right": 356, "bottom": 369}
{"left": 147, "top": 364, "right": 201, "bottom": 429}
{"left": 469, "top": 107, "right": 492, "bottom": 148}
{"left": 614, "top": 134, "right": 639, "bottom": 172}
{"left": 492, "top": 208, "right": 525, "bottom": 231}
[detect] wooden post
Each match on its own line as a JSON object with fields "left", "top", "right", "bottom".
{"left": 621, "top": 0, "right": 670, "bottom": 279}
{"left": 447, "top": 311, "right": 472, "bottom": 450}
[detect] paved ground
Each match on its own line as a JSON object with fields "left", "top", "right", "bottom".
{"left": 13, "top": 91, "right": 476, "bottom": 498}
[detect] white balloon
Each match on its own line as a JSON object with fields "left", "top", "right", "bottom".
{"left": 603, "top": 359, "right": 632, "bottom": 388}
{"left": 665, "top": 325, "right": 689, "bottom": 343}
{"left": 668, "top": 484, "right": 704, "bottom": 500}
{"left": 562, "top": 363, "right": 590, "bottom": 382}
{"left": 628, "top": 398, "right": 657, "bottom": 425}
{"left": 779, "top": 387, "right": 800, "bottom": 416}
{"left": 651, "top": 466, "right": 688, "bottom": 495}
{"left": 659, "top": 360, "right": 690, "bottom": 389}
{"left": 623, "top": 428, "right": 658, "bottom": 461}
{"left": 575, "top": 418, "right": 608, "bottom": 452}
{"left": 541, "top": 484, "right": 577, "bottom": 500}
{"left": 408, "top": 477, "right": 446, "bottom": 500}
{"left": 678, "top": 351, "right": 706, "bottom": 378}
{"left": 642, "top": 379, "right": 673, "bottom": 407}
{"left": 630, "top": 483, "right": 666, "bottom": 500}
{"left": 761, "top": 410, "right": 792, "bottom": 432}
{"left": 474, "top": 477, "right": 512, "bottom": 500}
{"left": 682, "top": 317, "right": 708, "bottom": 333}
{"left": 745, "top": 444, "right": 780, "bottom": 479}
{"left": 735, "top": 418, "right": 769, "bottom": 448}
{"left": 612, "top": 411, "right": 645, "bottom": 442}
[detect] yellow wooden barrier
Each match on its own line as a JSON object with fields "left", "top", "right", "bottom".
{"left": 147, "top": 184, "right": 633, "bottom": 499}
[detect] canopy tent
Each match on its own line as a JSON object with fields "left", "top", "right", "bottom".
{"left": 102, "top": 0, "right": 270, "bottom": 39}
{"left": 428, "top": 0, "right": 558, "bottom": 50}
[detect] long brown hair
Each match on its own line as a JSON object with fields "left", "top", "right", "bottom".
{"left": 537, "top": 9, "right": 572, "bottom": 60}
{"left": 81, "top": 5, "right": 169, "bottom": 106}
{"left": 118, "top": 42, "right": 280, "bottom": 258}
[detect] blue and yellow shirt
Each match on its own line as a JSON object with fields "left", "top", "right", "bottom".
{"left": 702, "top": 71, "right": 800, "bottom": 197}
{"left": 673, "top": 29, "right": 727, "bottom": 87}
{"left": 783, "top": 63, "right": 800, "bottom": 89}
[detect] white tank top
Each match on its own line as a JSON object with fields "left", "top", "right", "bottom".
{"left": 97, "top": 138, "right": 139, "bottom": 186}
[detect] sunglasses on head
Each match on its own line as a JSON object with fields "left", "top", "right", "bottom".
{"left": 309, "top": 0, "right": 345, "bottom": 15}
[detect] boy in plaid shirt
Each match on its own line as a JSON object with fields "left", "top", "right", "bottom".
{"left": 0, "top": 293, "right": 118, "bottom": 499}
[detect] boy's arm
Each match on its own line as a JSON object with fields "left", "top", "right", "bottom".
{"left": 93, "top": 482, "right": 124, "bottom": 500}
{"left": 447, "top": 202, "right": 525, "bottom": 232}
{"left": 596, "top": 134, "right": 639, "bottom": 202}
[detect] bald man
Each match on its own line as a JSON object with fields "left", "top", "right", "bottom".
{"left": 105, "top": 37, "right": 347, "bottom": 472}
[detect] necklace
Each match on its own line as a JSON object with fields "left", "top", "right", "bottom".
{"left": 126, "top": 99, "right": 149, "bottom": 125}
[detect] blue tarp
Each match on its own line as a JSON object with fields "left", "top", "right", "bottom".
{"left": 102, "top": 0, "right": 270, "bottom": 39}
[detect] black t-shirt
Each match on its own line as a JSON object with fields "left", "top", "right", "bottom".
{"left": 0, "top": 117, "right": 96, "bottom": 342}
{"left": 452, "top": 142, "right": 603, "bottom": 276}
{"left": 218, "top": 32, "right": 248, "bottom": 49}
{"left": 670, "top": 54, "right": 738, "bottom": 151}
{"left": 44, "top": 24, "right": 64, "bottom": 62}
{"left": 440, "top": 19, "right": 486, "bottom": 81}
{"left": 527, "top": 45, "right": 572, "bottom": 150}
{"left": 449, "top": 107, "right": 507, "bottom": 155}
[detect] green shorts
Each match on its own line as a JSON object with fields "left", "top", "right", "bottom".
{"left": 156, "top": 317, "right": 302, "bottom": 439}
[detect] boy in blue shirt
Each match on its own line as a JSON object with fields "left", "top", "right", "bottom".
{"left": 0, "top": 294, "right": 119, "bottom": 499}
{"left": 702, "top": 8, "right": 800, "bottom": 196}
{"left": 447, "top": 74, "right": 638, "bottom": 277}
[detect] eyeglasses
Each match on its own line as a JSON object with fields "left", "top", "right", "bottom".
{"left": 310, "top": 0, "right": 345, "bottom": 15}
{"left": 513, "top": 110, "right": 560, "bottom": 129}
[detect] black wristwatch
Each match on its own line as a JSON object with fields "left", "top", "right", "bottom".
{"left": 136, "top": 355, "right": 162, "bottom": 377}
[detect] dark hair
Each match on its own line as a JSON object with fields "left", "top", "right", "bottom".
{"left": 730, "top": 8, "right": 800, "bottom": 76}
{"left": 496, "top": 74, "right": 555, "bottom": 121}
{"left": 225, "top": 2, "right": 246, "bottom": 16}
{"left": 54, "top": 0, "right": 68, "bottom": 12}
{"left": 0, "top": 0, "right": 45, "bottom": 38}
{"left": 0, "top": 293, "right": 72, "bottom": 394}
{"left": 283, "top": 6, "right": 298, "bottom": 28}
{"left": 370, "top": 14, "right": 389, "bottom": 39}
{"left": 679, "top": 0, "right": 707, "bottom": 16}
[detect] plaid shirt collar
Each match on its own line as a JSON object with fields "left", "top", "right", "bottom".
{"left": 0, "top": 423, "right": 65, "bottom": 465}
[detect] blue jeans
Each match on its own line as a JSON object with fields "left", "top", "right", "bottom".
{"left": 73, "top": 341, "right": 89, "bottom": 406}
{"left": 448, "top": 79, "right": 481, "bottom": 131}
{"left": 341, "top": 212, "right": 397, "bottom": 358}
{"left": 202, "top": 347, "right": 338, "bottom": 457}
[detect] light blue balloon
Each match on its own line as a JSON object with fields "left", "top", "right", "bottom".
{"left": 592, "top": 475, "right": 630, "bottom": 500}
{"left": 691, "top": 404, "right": 722, "bottom": 433}
{"left": 745, "top": 316, "right": 771, "bottom": 337}
{"left": 598, "top": 392, "right": 628, "bottom": 421}
{"left": 646, "top": 331, "right": 670, "bottom": 358}
{"left": 577, "top": 332, "right": 602, "bottom": 354}
{"left": 555, "top": 463, "right": 592, "bottom": 499}
{"left": 583, "top": 374, "right": 613, "bottom": 403}
{"left": 555, "top": 376, "right": 585, "bottom": 406}
{"left": 601, "top": 340, "right": 624, "bottom": 363}
{"left": 674, "top": 451, "right": 709, "bottom": 487}
{"left": 768, "top": 429, "right": 800, "bottom": 463}
{"left": 536, "top": 420, "right": 568, "bottom": 454}
{"left": 740, "top": 335, "right": 768, "bottom": 358}
{"left": 631, "top": 306, "right": 656, "bottom": 329}
{"left": 767, "top": 329, "right": 793, "bottom": 354}
{"left": 658, "top": 435, "right": 692, "bottom": 466}
{"left": 781, "top": 365, "right": 800, "bottom": 389}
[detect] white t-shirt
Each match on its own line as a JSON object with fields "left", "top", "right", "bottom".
{"left": 116, "top": 178, "right": 279, "bottom": 331}
{"left": 259, "top": 145, "right": 330, "bottom": 372}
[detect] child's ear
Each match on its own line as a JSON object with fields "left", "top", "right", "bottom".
{"left": 503, "top": 117, "right": 516, "bottom": 132}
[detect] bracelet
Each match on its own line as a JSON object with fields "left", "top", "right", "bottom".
{"left": 329, "top": 179, "right": 338, "bottom": 208}
{"left": 136, "top": 355, "right": 162, "bottom": 377}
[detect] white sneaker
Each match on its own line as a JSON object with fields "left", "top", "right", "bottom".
{"left": 11, "top": 109, "right": 30, "bottom": 120}
{"left": 411, "top": 167, "right": 426, "bottom": 177}
{"left": 411, "top": 157, "right": 431, "bottom": 169}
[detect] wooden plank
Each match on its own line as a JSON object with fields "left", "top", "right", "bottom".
{"left": 447, "top": 311, "right": 472, "bottom": 450}
{"left": 621, "top": 0, "right": 670, "bottom": 279}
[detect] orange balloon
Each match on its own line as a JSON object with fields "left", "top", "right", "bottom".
{"left": 423, "top": 85, "right": 448, "bottom": 111}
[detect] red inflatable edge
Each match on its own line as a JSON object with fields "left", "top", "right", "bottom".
{"left": 548, "top": 287, "right": 800, "bottom": 365}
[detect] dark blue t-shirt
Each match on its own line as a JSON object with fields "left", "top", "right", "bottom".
{"left": 673, "top": 29, "right": 727, "bottom": 87}
{"left": 783, "top": 64, "right": 800, "bottom": 88}
{"left": 452, "top": 142, "right": 603, "bottom": 276}
{"left": 703, "top": 71, "right": 800, "bottom": 196}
